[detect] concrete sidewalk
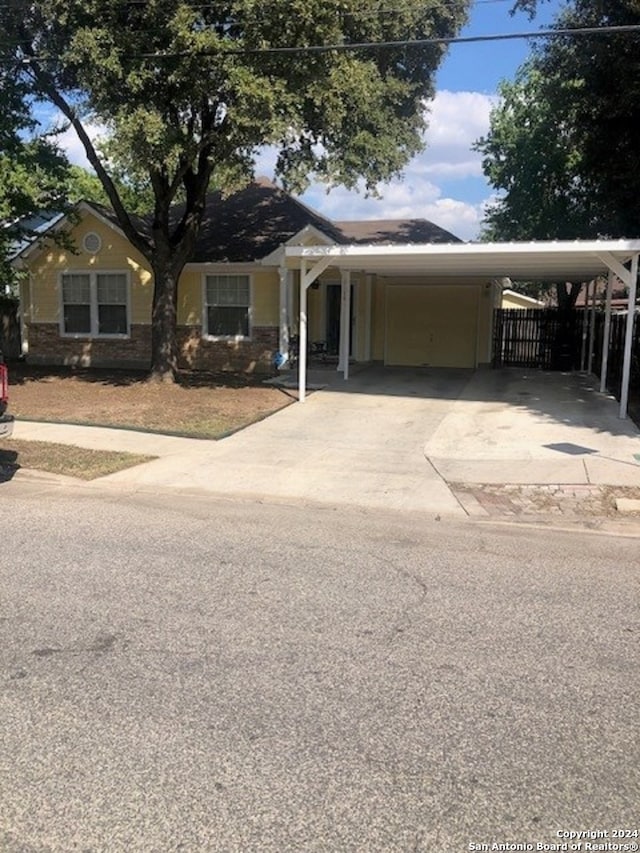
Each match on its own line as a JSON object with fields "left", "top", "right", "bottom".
{"left": 10, "top": 367, "right": 640, "bottom": 518}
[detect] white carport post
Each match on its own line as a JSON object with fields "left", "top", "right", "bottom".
{"left": 278, "top": 262, "right": 289, "bottom": 365}
{"left": 297, "top": 255, "right": 332, "bottom": 402}
{"left": 598, "top": 251, "right": 639, "bottom": 418}
{"left": 363, "top": 274, "right": 373, "bottom": 362}
{"left": 587, "top": 278, "right": 597, "bottom": 375}
{"left": 337, "top": 269, "right": 351, "bottom": 380}
{"left": 620, "top": 253, "right": 639, "bottom": 419}
{"left": 579, "top": 282, "right": 589, "bottom": 372}
{"left": 599, "top": 270, "right": 615, "bottom": 394}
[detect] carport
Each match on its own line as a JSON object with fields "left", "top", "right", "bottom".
{"left": 281, "top": 239, "right": 640, "bottom": 416}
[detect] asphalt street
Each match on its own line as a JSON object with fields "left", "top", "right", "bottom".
{"left": 1, "top": 482, "right": 639, "bottom": 852}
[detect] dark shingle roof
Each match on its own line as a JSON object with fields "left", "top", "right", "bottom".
{"left": 12, "top": 179, "right": 463, "bottom": 264}
{"left": 187, "top": 178, "right": 346, "bottom": 262}
{"left": 186, "top": 179, "right": 462, "bottom": 260}
{"left": 335, "top": 218, "right": 462, "bottom": 245}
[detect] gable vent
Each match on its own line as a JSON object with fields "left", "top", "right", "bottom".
{"left": 83, "top": 232, "right": 102, "bottom": 254}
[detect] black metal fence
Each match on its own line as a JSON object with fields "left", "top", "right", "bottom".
{"left": 493, "top": 308, "right": 583, "bottom": 370}
{"left": 592, "top": 312, "right": 640, "bottom": 412}
{"left": 494, "top": 306, "right": 640, "bottom": 419}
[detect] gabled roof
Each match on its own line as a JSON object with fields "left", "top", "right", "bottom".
{"left": 188, "top": 179, "right": 463, "bottom": 261}
{"left": 5, "top": 210, "right": 65, "bottom": 260}
{"left": 335, "top": 218, "right": 461, "bottom": 245}
{"left": 81, "top": 200, "right": 150, "bottom": 239}
{"left": 184, "top": 178, "right": 346, "bottom": 262}
{"left": 10, "top": 177, "right": 463, "bottom": 265}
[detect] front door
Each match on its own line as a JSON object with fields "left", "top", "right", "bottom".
{"left": 326, "top": 284, "right": 353, "bottom": 357}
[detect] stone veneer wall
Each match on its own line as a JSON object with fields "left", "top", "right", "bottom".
{"left": 27, "top": 323, "right": 278, "bottom": 373}
{"left": 177, "top": 325, "right": 278, "bottom": 372}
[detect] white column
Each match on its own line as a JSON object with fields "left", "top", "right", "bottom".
{"left": 295, "top": 254, "right": 331, "bottom": 403}
{"left": 299, "top": 261, "right": 308, "bottom": 403}
{"left": 287, "top": 270, "right": 295, "bottom": 334}
{"left": 587, "top": 278, "right": 597, "bottom": 375}
{"left": 599, "top": 270, "right": 614, "bottom": 394}
{"left": 19, "top": 276, "right": 29, "bottom": 356}
{"left": 278, "top": 263, "right": 289, "bottom": 365}
{"left": 363, "top": 274, "right": 373, "bottom": 361}
{"left": 619, "top": 254, "right": 639, "bottom": 419}
{"left": 338, "top": 269, "right": 351, "bottom": 380}
{"left": 580, "top": 282, "right": 589, "bottom": 372}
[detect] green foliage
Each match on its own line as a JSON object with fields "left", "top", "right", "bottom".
{"left": 0, "top": 137, "right": 72, "bottom": 293}
{"left": 66, "top": 166, "right": 154, "bottom": 215}
{"left": 1, "top": 0, "right": 471, "bottom": 376}
{"left": 475, "top": 64, "right": 595, "bottom": 242}
{"left": 510, "top": 0, "right": 552, "bottom": 17}
{"left": 536, "top": 0, "right": 640, "bottom": 238}
{"left": 478, "top": 0, "right": 640, "bottom": 242}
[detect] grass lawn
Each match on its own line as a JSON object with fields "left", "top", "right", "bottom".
{"left": 7, "top": 364, "right": 296, "bottom": 439}
{"left": 0, "top": 439, "right": 156, "bottom": 481}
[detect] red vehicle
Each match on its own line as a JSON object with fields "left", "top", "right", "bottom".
{"left": 0, "top": 351, "right": 15, "bottom": 439}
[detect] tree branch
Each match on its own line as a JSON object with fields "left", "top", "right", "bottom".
{"left": 23, "top": 61, "right": 152, "bottom": 258}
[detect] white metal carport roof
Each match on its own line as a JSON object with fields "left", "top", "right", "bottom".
{"left": 283, "top": 238, "right": 640, "bottom": 281}
{"left": 278, "top": 238, "right": 640, "bottom": 417}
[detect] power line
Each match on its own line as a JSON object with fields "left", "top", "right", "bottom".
{"left": 203, "top": 24, "right": 640, "bottom": 56}
{"left": 1, "top": 23, "right": 639, "bottom": 65}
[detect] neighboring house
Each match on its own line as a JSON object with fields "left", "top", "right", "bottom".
{"left": 573, "top": 281, "right": 637, "bottom": 313}
{"left": 500, "top": 288, "right": 546, "bottom": 310}
{"left": 12, "top": 178, "right": 499, "bottom": 372}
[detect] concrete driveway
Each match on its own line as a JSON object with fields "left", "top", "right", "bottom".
{"left": 101, "top": 366, "right": 472, "bottom": 516}
{"left": 13, "top": 366, "right": 640, "bottom": 514}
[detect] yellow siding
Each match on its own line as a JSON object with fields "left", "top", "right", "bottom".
{"left": 385, "top": 284, "right": 480, "bottom": 368}
{"left": 501, "top": 290, "right": 543, "bottom": 309}
{"left": 27, "top": 210, "right": 152, "bottom": 324}
{"left": 25, "top": 211, "right": 280, "bottom": 333}
{"left": 178, "top": 270, "right": 201, "bottom": 325}
{"left": 185, "top": 270, "right": 279, "bottom": 327}
{"left": 252, "top": 270, "right": 279, "bottom": 326}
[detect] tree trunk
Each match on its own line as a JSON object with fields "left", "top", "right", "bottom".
{"left": 556, "top": 281, "right": 581, "bottom": 310}
{"left": 149, "top": 256, "right": 182, "bottom": 383}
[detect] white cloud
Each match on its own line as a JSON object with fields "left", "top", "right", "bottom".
{"left": 276, "top": 90, "right": 496, "bottom": 240}
{"left": 56, "top": 119, "right": 107, "bottom": 169}
{"left": 425, "top": 90, "right": 496, "bottom": 146}
{"left": 31, "top": 105, "right": 107, "bottom": 169}
{"left": 421, "top": 89, "right": 497, "bottom": 179}
{"left": 301, "top": 181, "right": 485, "bottom": 241}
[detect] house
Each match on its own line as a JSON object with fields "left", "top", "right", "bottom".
{"left": 12, "top": 178, "right": 498, "bottom": 374}
{"left": 12, "top": 179, "right": 640, "bottom": 405}
{"left": 500, "top": 288, "right": 546, "bottom": 310}
{"left": 573, "top": 280, "right": 637, "bottom": 313}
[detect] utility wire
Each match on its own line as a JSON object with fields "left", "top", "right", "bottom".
{"left": 2, "top": 23, "right": 639, "bottom": 65}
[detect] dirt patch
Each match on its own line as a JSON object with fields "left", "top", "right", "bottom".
{"left": 0, "top": 439, "right": 155, "bottom": 480}
{"left": 8, "top": 364, "right": 296, "bottom": 439}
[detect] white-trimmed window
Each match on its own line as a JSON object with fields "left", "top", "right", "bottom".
{"left": 204, "top": 274, "right": 251, "bottom": 339}
{"left": 61, "top": 272, "right": 129, "bottom": 337}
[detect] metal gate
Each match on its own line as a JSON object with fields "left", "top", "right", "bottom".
{"left": 493, "top": 308, "right": 582, "bottom": 370}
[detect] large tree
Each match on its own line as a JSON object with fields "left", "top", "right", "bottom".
{"left": 2, "top": 0, "right": 470, "bottom": 381}
{"left": 481, "top": 0, "right": 640, "bottom": 239}
{"left": 475, "top": 63, "right": 595, "bottom": 243}
{"left": 477, "top": 0, "right": 640, "bottom": 306}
